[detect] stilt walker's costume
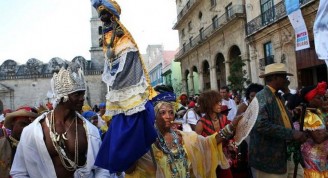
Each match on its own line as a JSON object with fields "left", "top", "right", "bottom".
{"left": 91, "top": 0, "right": 157, "bottom": 173}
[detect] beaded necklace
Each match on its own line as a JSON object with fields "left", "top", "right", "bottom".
{"left": 8, "top": 135, "right": 19, "bottom": 147}
{"left": 47, "top": 111, "right": 87, "bottom": 171}
{"left": 155, "top": 125, "right": 190, "bottom": 178}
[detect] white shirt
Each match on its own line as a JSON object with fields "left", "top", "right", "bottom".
{"left": 10, "top": 112, "right": 115, "bottom": 178}
{"left": 222, "top": 98, "right": 237, "bottom": 121}
{"left": 181, "top": 109, "right": 200, "bottom": 132}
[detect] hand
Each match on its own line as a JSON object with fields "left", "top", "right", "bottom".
{"left": 292, "top": 130, "right": 307, "bottom": 143}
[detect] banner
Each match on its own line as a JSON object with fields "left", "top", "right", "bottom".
{"left": 288, "top": 10, "right": 310, "bottom": 51}
{"left": 285, "top": 0, "right": 300, "bottom": 15}
{"left": 285, "top": 0, "right": 310, "bottom": 51}
{"left": 313, "top": 0, "right": 328, "bottom": 64}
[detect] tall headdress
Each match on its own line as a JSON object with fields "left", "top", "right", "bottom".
{"left": 91, "top": 0, "right": 121, "bottom": 19}
{"left": 50, "top": 62, "right": 86, "bottom": 106}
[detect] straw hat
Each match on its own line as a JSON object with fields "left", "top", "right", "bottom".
{"left": 4, "top": 108, "right": 39, "bottom": 130}
{"left": 259, "top": 63, "right": 293, "bottom": 78}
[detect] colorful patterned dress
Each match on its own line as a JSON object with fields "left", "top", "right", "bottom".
{"left": 301, "top": 110, "right": 328, "bottom": 178}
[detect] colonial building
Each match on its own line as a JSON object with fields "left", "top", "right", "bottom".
{"left": 174, "top": 0, "right": 250, "bottom": 94}
{"left": 0, "top": 57, "right": 105, "bottom": 110}
{"left": 246, "top": 0, "right": 325, "bottom": 88}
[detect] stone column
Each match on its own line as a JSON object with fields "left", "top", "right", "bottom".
{"left": 181, "top": 77, "right": 188, "bottom": 94}
{"left": 224, "top": 61, "right": 230, "bottom": 86}
{"left": 210, "top": 66, "right": 218, "bottom": 90}
{"left": 198, "top": 71, "right": 204, "bottom": 93}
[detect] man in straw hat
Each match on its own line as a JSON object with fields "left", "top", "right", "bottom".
{"left": 10, "top": 62, "right": 113, "bottom": 177}
{"left": 91, "top": 0, "right": 157, "bottom": 174}
{"left": 0, "top": 106, "right": 38, "bottom": 177}
{"left": 249, "top": 63, "right": 307, "bottom": 178}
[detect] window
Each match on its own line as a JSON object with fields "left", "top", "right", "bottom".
{"left": 199, "top": 27, "right": 204, "bottom": 40}
{"left": 264, "top": 41, "right": 274, "bottom": 65}
{"left": 198, "top": 11, "right": 203, "bottom": 20}
{"left": 212, "top": 15, "right": 218, "bottom": 29}
{"left": 181, "top": 28, "right": 185, "bottom": 38}
{"left": 261, "top": 0, "right": 274, "bottom": 25}
{"left": 183, "top": 43, "right": 186, "bottom": 52}
{"left": 210, "top": 0, "right": 216, "bottom": 7}
{"left": 98, "top": 37, "right": 103, "bottom": 47}
{"left": 226, "top": 3, "right": 233, "bottom": 19}
{"left": 188, "top": 21, "right": 192, "bottom": 31}
{"left": 98, "top": 26, "right": 102, "bottom": 35}
{"left": 189, "top": 37, "right": 193, "bottom": 47}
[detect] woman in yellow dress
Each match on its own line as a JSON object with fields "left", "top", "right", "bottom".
{"left": 126, "top": 86, "right": 243, "bottom": 178}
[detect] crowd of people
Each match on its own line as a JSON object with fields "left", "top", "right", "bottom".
{"left": 1, "top": 62, "right": 328, "bottom": 178}
{"left": 1, "top": 0, "right": 328, "bottom": 177}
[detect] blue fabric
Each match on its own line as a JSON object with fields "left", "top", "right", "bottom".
{"left": 91, "top": 0, "right": 101, "bottom": 9}
{"left": 99, "top": 102, "right": 106, "bottom": 108}
{"left": 82, "top": 111, "right": 97, "bottom": 121}
{"left": 151, "top": 92, "right": 176, "bottom": 105}
{"left": 102, "top": 0, "right": 120, "bottom": 19}
{"left": 91, "top": 0, "right": 120, "bottom": 19}
{"left": 94, "top": 101, "right": 157, "bottom": 172}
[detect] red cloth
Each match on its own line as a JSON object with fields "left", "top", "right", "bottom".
{"left": 216, "top": 167, "right": 233, "bottom": 178}
{"left": 305, "top": 81, "right": 327, "bottom": 101}
{"left": 188, "top": 101, "right": 195, "bottom": 108}
{"left": 199, "top": 114, "right": 229, "bottom": 137}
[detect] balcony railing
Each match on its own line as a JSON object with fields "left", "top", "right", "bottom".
{"left": 174, "top": 0, "right": 200, "bottom": 28}
{"left": 176, "top": 5, "right": 245, "bottom": 60}
{"left": 246, "top": 0, "right": 315, "bottom": 36}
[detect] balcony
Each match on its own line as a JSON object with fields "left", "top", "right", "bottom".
{"left": 175, "top": 5, "right": 245, "bottom": 61}
{"left": 246, "top": 0, "right": 315, "bottom": 36}
{"left": 173, "top": 0, "right": 201, "bottom": 29}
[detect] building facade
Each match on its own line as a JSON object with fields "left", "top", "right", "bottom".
{"left": 144, "top": 45, "right": 179, "bottom": 87}
{"left": 246, "top": 0, "right": 325, "bottom": 89}
{"left": 174, "top": 0, "right": 325, "bottom": 93}
{"left": 174, "top": 0, "right": 250, "bottom": 94}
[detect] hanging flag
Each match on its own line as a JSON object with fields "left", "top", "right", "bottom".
{"left": 285, "top": 0, "right": 310, "bottom": 51}
{"left": 285, "top": 0, "right": 300, "bottom": 14}
{"left": 313, "top": 0, "right": 328, "bottom": 66}
{"left": 288, "top": 10, "right": 310, "bottom": 51}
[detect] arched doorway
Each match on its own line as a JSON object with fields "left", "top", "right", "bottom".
{"left": 192, "top": 66, "right": 199, "bottom": 95}
{"left": 202, "top": 60, "right": 210, "bottom": 91}
{"left": 216, "top": 53, "right": 226, "bottom": 89}
{"left": 187, "top": 66, "right": 200, "bottom": 96}
{"left": 185, "top": 70, "right": 190, "bottom": 95}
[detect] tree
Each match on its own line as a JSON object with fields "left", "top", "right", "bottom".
{"left": 227, "top": 57, "right": 250, "bottom": 95}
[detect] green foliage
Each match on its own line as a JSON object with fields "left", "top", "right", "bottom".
{"left": 172, "top": 78, "right": 183, "bottom": 96}
{"left": 228, "top": 57, "right": 250, "bottom": 94}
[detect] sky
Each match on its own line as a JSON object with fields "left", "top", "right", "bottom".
{"left": 0, "top": 0, "right": 179, "bottom": 64}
